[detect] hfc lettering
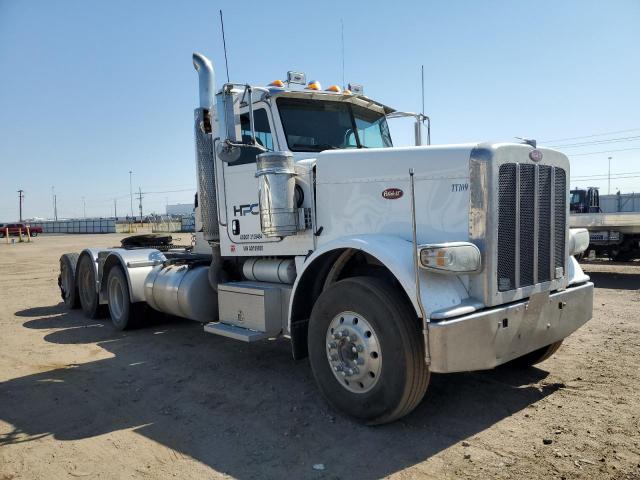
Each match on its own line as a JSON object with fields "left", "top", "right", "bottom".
{"left": 233, "top": 204, "right": 259, "bottom": 216}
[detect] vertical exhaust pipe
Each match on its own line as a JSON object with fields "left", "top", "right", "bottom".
{"left": 192, "top": 53, "right": 224, "bottom": 294}
{"left": 193, "top": 52, "right": 215, "bottom": 109}
{"left": 192, "top": 52, "right": 219, "bottom": 242}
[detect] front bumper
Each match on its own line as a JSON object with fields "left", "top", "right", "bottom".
{"left": 427, "top": 282, "right": 594, "bottom": 373}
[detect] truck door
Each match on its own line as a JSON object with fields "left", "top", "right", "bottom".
{"left": 223, "top": 105, "right": 279, "bottom": 246}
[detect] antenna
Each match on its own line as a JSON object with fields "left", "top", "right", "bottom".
{"left": 421, "top": 64, "right": 425, "bottom": 115}
{"left": 341, "top": 19, "right": 345, "bottom": 89}
{"left": 220, "top": 9, "right": 230, "bottom": 83}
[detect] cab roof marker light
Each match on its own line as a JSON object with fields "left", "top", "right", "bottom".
{"left": 326, "top": 85, "right": 342, "bottom": 93}
{"left": 306, "top": 80, "right": 322, "bottom": 91}
{"left": 268, "top": 79, "right": 284, "bottom": 87}
{"left": 418, "top": 242, "right": 482, "bottom": 274}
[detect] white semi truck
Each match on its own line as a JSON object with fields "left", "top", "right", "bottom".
{"left": 58, "top": 53, "right": 594, "bottom": 424}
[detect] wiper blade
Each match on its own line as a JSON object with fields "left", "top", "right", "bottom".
{"left": 293, "top": 143, "right": 338, "bottom": 151}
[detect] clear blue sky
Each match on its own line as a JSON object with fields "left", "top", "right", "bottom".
{"left": 1, "top": 0, "right": 638, "bottom": 221}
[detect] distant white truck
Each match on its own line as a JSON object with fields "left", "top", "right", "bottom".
{"left": 58, "top": 53, "right": 594, "bottom": 424}
{"left": 570, "top": 187, "right": 640, "bottom": 260}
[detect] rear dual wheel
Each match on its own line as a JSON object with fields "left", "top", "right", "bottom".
{"left": 308, "top": 277, "right": 430, "bottom": 425}
{"left": 77, "top": 254, "right": 105, "bottom": 319}
{"left": 106, "top": 266, "right": 144, "bottom": 330}
{"left": 59, "top": 253, "right": 80, "bottom": 309}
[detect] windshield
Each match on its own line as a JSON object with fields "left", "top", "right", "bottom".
{"left": 570, "top": 191, "right": 585, "bottom": 205}
{"left": 276, "top": 97, "right": 393, "bottom": 152}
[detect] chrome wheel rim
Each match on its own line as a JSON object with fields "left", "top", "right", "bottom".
{"left": 326, "top": 311, "right": 382, "bottom": 393}
{"left": 108, "top": 274, "right": 125, "bottom": 321}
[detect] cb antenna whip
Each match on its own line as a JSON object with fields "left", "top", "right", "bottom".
{"left": 220, "top": 9, "right": 230, "bottom": 83}
{"left": 421, "top": 64, "right": 425, "bottom": 115}
{"left": 341, "top": 19, "right": 345, "bottom": 89}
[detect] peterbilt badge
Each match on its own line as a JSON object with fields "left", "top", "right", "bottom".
{"left": 529, "top": 149, "right": 543, "bottom": 162}
{"left": 382, "top": 188, "right": 403, "bottom": 199}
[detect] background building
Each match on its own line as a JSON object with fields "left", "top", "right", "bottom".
{"left": 166, "top": 203, "right": 194, "bottom": 216}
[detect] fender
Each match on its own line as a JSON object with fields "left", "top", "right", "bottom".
{"left": 78, "top": 247, "right": 103, "bottom": 294}
{"left": 288, "top": 234, "right": 472, "bottom": 333}
{"left": 96, "top": 248, "right": 166, "bottom": 303}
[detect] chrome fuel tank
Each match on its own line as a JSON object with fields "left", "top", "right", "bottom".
{"left": 144, "top": 264, "right": 218, "bottom": 322}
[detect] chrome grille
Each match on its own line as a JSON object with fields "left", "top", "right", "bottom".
{"left": 497, "top": 163, "right": 566, "bottom": 291}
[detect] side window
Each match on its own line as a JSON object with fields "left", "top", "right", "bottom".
{"left": 231, "top": 108, "right": 274, "bottom": 165}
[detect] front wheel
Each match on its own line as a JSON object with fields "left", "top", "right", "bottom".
{"left": 308, "top": 277, "right": 430, "bottom": 425}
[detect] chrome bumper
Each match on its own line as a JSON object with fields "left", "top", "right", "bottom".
{"left": 427, "top": 282, "right": 594, "bottom": 373}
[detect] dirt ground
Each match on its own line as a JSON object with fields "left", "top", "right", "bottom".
{"left": 1, "top": 234, "right": 639, "bottom": 480}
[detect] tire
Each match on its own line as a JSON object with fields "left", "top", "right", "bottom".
{"left": 106, "top": 266, "right": 144, "bottom": 330}
{"left": 308, "top": 276, "right": 430, "bottom": 425}
{"left": 58, "top": 253, "right": 80, "bottom": 309}
{"left": 510, "top": 340, "right": 563, "bottom": 368}
{"left": 76, "top": 254, "right": 106, "bottom": 319}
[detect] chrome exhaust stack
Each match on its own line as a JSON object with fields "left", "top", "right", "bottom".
{"left": 192, "top": 52, "right": 215, "bottom": 109}
{"left": 192, "top": 52, "right": 223, "bottom": 293}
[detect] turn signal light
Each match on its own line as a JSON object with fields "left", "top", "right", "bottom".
{"left": 306, "top": 80, "right": 322, "bottom": 90}
{"left": 418, "top": 242, "right": 482, "bottom": 274}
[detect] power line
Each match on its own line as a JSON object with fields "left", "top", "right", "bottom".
{"left": 573, "top": 174, "right": 640, "bottom": 181}
{"left": 567, "top": 147, "right": 640, "bottom": 157}
{"left": 541, "top": 128, "right": 640, "bottom": 143}
{"left": 548, "top": 135, "right": 640, "bottom": 149}
{"left": 573, "top": 170, "right": 640, "bottom": 179}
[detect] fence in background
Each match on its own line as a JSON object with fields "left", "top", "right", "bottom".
{"left": 29, "top": 216, "right": 195, "bottom": 235}
{"left": 600, "top": 193, "right": 640, "bottom": 213}
{"left": 31, "top": 219, "right": 116, "bottom": 234}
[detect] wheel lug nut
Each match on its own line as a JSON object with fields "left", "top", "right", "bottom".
{"left": 351, "top": 346, "right": 357, "bottom": 354}
{"left": 340, "top": 371, "right": 347, "bottom": 377}
{"left": 357, "top": 358, "right": 364, "bottom": 365}
{"left": 334, "top": 365, "right": 343, "bottom": 372}
{"left": 350, "top": 334, "right": 357, "bottom": 342}
{"left": 352, "top": 367, "right": 359, "bottom": 374}
{"left": 346, "top": 368, "right": 354, "bottom": 376}
{"left": 341, "top": 329, "right": 349, "bottom": 337}
{"left": 330, "top": 354, "right": 339, "bottom": 361}
{"left": 328, "top": 341, "right": 337, "bottom": 349}
{"left": 332, "top": 332, "right": 341, "bottom": 340}
{"left": 356, "top": 345, "right": 364, "bottom": 352}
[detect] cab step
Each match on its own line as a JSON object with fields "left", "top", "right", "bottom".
{"left": 203, "top": 322, "right": 272, "bottom": 342}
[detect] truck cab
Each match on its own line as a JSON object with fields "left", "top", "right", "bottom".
{"left": 570, "top": 187, "right": 600, "bottom": 213}
{"left": 59, "top": 52, "right": 594, "bottom": 424}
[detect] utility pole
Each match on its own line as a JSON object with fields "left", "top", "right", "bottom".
{"left": 608, "top": 157, "right": 612, "bottom": 195}
{"left": 137, "top": 186, "right": 144, "bottom": 221}
{"left": 17, "top": 190, "right": 24, "bottom": 222}
{"left": 129, "top": 170, "right": 134, "bottom": 219}
{"left": 82, "top": 196, "right": 86, "bottom": 218}
{"left": 113, "top": 198, "right": 117, "bottom": 219}
{"left": 54, "top": 194, "right": 58, "bottom": 221}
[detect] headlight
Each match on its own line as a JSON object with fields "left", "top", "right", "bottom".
{"left": 418, "top": 242, "right": 482, "bottom": 274}
{"left": 569, "top": 228, "right": 590, "bottom": 256}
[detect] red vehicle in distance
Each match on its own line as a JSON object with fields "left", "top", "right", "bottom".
{"left": 0, "top": 223, "right": 42, "bottom": 237}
